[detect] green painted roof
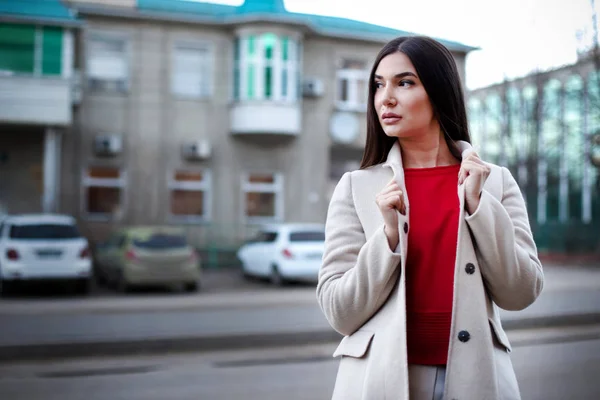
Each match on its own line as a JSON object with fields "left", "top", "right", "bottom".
{"left": 0, "top": 0, "right": 80, "bottom": 26}
{"left": 134, "top": 0, "right": 475, "bottom": 52}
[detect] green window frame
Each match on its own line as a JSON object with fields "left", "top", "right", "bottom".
{"left": 0, "top": 23, "right": 36, "bottom": 73}
{"left": 0, "top": 23, "right": 63, "bottom": 76}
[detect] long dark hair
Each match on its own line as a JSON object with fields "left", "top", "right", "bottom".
{"left": 360, "top": 36, "right": 471, "bottom": 169}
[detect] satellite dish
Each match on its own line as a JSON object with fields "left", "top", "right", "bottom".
{"left": 330, "top": 112, "right": 359, "bottom": 144}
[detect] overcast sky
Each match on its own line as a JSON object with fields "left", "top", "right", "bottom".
{"left": 195, "top": 0, "right": 597, "bottom": 89}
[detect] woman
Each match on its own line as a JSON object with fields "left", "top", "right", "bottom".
{"left": 316, "top": 36, "right": 543, "bottom": 400}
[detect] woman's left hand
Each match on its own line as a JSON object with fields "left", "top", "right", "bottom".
{"left": 458, "top": 151, "right": 491, "bottom": 215}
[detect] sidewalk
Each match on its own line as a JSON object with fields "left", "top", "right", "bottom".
{"left": 0, "top": 264, "right": 598, "bottom": 362}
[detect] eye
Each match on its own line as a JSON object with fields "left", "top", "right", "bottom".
{"left": 374, "top": 81, "right": 384, "bottom": 89}
{"left": 399, "top": 80, "right": 414, "bottom": 87}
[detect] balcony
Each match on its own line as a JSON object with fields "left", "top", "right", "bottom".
{"left": 230, "top": 102, "right": 301, "bottom": 136}
{"left": 0, "top": 75, "right": 73, "bottom": 126}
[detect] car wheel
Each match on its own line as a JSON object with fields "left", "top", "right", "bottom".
{"left": 95, "top": 269, "right": 107, "bottom": 286}
{"left": 75, "top": 279, "right": 90, "bottom": 296}
{"left": 184, "top": 281, "right": 199, "bottom": 292}
{"left": 116, "top": 272, "right": 131, "bottom": 293}
{"left": 270, "top": 265, "right": 285, "bottom": 287}
{"left": 241, "top": 267, "right": 254, "bottom": 281}
{"left": 0, "top": 279, "right": 13, "bottom": 297}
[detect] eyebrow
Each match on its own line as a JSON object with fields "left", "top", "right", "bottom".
{"left": 374, "top": 72, "right": 418, "bottom": 80}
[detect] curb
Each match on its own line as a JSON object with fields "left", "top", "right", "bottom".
{"left": 1, "top": 313, "right": 600, "bottom": 363}
{"left": 0, "top": 330, "right": 342, "bottom": 363}
{"left": 501, "top": 312, "right": 600, "bottom": 330}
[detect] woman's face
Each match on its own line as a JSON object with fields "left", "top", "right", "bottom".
{"left": 373, "top": 52, "right": 437, "bottom": 139}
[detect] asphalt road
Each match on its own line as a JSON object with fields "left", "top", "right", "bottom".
{"left": 0, "top": 332, "right": 598, "bottom": 400}
{"left": 0, "top": 286, "right": 599, "bottom": 349}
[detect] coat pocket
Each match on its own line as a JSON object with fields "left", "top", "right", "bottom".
{"left": 331, "top": 331, "right": 376, "bottom": 400}
{"left": 488, "top": 318, "right": 521, "bottom": 399}
{"left": 333, "top": 330, "right": 375, "bottom": 358}
{"left": 488, "top": 317, "right": 512, "bottom": 352}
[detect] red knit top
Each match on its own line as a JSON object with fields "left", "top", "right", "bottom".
{"left": 404, "top": 164, "right": 460, "bottom": 365}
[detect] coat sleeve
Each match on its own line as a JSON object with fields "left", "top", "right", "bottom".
{"left": 465, "top": 167, "right": 544, "bottom": 311}
{"left": 316, "top": 172, "right": 402, "bottom": 336}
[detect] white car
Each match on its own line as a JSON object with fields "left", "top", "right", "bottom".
{"left": 237, "top": 223, "right": 325, "bottom": 285}
{"left": 0, "top": 214, "right": 92, "bottom": 295}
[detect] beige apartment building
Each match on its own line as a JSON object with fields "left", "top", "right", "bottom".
{"left": 0, "top": 0, "right": 474, "bottom": 255}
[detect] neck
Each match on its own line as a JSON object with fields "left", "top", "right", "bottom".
{"left": 399, "top": 130, "right": 459, "bottom": 169}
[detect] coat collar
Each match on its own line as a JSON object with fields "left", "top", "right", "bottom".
{"left": 382, "top": 140, "right": 474, "bottom": 168}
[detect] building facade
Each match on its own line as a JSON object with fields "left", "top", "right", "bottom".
{"left": 0, "top": 0, "right": 78, "bottom": 217}
{"left": 468, "top": 56, "right": 600, "bottom": 253}
{"left": 1, "top": 0, "right": 473, "bottom": 260}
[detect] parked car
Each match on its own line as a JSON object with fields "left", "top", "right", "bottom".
{"left": 0, "top": 214, "right": 92, "bottom": 295}
{"left": 236, "top": 223, "right": 325, "bottom": 285}
{"left": 94, "top": 226, "right": 201, "bottom": 293}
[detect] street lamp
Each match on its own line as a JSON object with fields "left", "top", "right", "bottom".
{"left": 592, "top": 133, "right": 600, "bottom": 168}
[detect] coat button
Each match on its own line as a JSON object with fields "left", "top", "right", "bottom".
{"left": 458, "top": 330, "right": 470, "bottom": 342}
{"left": 465, "top": 263, "right": 475, "bottom": 275}
{"left": 403, "top": 222, "right": 408, "bottom": 234}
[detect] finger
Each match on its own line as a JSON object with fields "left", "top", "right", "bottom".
{"left": 380, "top": 192, "right": 404, "bottom": 210}
{"left": 461, "top": 159, "right": 484, "bottom": 171}
{"left": 463, "top": 152, "right": 483, "bottom": 166}
{"left": 458, "top": 168, "right": 467, "bottom": 185}
{"left": 462, "top": 161, "right": 490, "bottom": 176}
{"left": 379, "top": 191, "right": 404, "bottom": 206}
{"left": 459, "top": 161, "right": 489, "bottom": 184}
{"left": 465, "top": 156, "right": 486, "bottom": 168}
{"left": 379, "top": 183, "right": 402, "bottom": 197}
{"left": 382, "top": 191, "right": 404, "bottom": 203}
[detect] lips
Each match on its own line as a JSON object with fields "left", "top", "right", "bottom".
{"left": 382, "top": 112, "right": 402, "bottom": 123}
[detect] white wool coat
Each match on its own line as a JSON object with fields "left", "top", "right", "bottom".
{"left": 316, "top": 140, "right": 544, "bottom": 400}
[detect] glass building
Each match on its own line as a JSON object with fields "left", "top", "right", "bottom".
{"left": 468, "top": 59, "right": 600, "bottom": 253}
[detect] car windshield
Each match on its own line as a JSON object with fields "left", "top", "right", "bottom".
{"left": 132, "top": 233, "right": 188, "bottom": 249}
{"left": 9, "top": 224, "right": 81, "bottom": 240}
{"left": 289, "top": 231, "right": 325, "bottom": 242}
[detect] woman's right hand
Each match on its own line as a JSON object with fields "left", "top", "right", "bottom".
{"left": 376, "top": 178, "right": 405, "bottom": 250}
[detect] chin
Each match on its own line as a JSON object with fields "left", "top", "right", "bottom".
{"left": 382, "top": 128, "right": 404, "bottom": 138}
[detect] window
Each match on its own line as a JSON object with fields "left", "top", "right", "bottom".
{"left": 289, "top": 231, "right": 325, "bottom": 242}
{"left": 483, "top": 93, "right": 502, "bottom": 164}
{"left": 242, "top": 172, "right": 283, "bottom": 221}
{"left": 234, "top": 33, "right": 298, "bottom": 102}
{"left": 467, "top": 98, "right": 482, "bottom": 147}
{"left": 168, "top": 170, "right": 211, "bottom": 222}
{"left": 0, "top": 23, "right": 63, "bottom": 76}
{"left": 10, "top": 224, "right": 81, "bottom": 240}
{"left": 542, "top": 80, "right": 563, "bottom": 222}
{"left": 132, "top": 233, "right": 188, "bottom": 249}
{"left": 249, "top": 231, "right": 278, "bottom": 243}
{"left": 505, "top": 87, "right": 522, "bottom": 172}
{"left": 171, "top": 42, "right": 212, "bottom": 98}
{"left": 565, "top": 75, "right": 584, "bottom": 221}
{"left": 586, "top": 72, "right": 600, "bottom": 223}
{"left": 87, "top": 33, "right": 129, "bottom": 92}
{"left": 82, "top": 166, "right": 126, "bottom": 219}
{"left": 336, "top": 59, "right": 368, "bottom": 111}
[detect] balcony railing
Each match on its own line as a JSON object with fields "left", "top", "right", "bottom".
{"left": 230, "top": 101, "right": 301, "bottom": 136}
{"left": 0, "top": 74, "right": 73, "bottom": 126}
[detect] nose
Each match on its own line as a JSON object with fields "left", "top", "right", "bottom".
{"left": 382, "top": 86, "right": 397, "bottom": 106}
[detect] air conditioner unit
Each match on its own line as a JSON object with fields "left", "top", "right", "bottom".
{"left": 93, "top": 135, "right": 123, "bottom": 157}
{"left": 182, "top": 139, "right": 211, "bottom": 161}
{"left": 302, "top": 78, "right": 324, "bottom": 98}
